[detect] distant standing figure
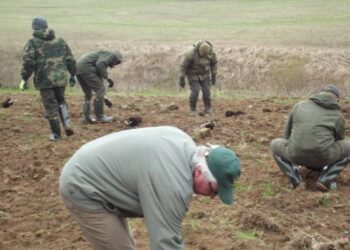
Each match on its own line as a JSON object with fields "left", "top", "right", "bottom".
{"left": 76, "top": 50, "right": 122, "bottom": 123}
{"left": 20, "top": 16, "right": 77, "bottom": 141}
{"left": 179, "top": 41, "right": 218, "bottom": 116}
{"left": 271, "top": 84, "right": 350, "bottom": 191}
{"left": 59, "top": 126, "right": 241, "bottom": 250}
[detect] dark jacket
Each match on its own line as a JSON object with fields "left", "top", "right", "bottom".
{"left": 77, "top": 50, "right": 122, "bottom": 80}
{"left": 285, "top": 93, "right": 346, "bottom": 167}
{"left": 180, "top": 41, "right": 218, "bottom": 82}
{"left": 21, "top": 29, "right": 76, "bottom": 90}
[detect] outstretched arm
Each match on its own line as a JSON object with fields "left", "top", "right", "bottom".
{"left": 140, "top": 185, "right": 189, "bottom": 250}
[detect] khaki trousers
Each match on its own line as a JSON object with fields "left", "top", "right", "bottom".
{"left": 62, "top": 197, "right": 135, "bottom": 250}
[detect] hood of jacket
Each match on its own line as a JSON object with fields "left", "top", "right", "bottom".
{"left": 193, "top": 40, "right": 213, "bottom": 55}
{"left": 309, "top": 93, "right": 340, "bottom": 110}
{"left": 32, "top": 28, "right": 56, "bottom": 41}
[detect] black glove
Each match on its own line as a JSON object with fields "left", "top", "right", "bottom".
{"left": 107, "top": 78, "right": 114, "bottom": 88}
{"left": 69, "top": 75, "right": 76, "bottom": 87}
{"left": 179, "top": 77, "right": 185, "bottom": 88}
{"left": 211, "top": 74, "right": 216, "bottom": 85}
{"left": 104, "top": 97, "right": 113, "bottom": 108}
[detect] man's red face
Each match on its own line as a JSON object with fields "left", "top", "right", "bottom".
{"left": 193, "top": 167, "right": 218, "bottom": 198}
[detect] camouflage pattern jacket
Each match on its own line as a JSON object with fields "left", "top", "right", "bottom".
{"left": 21, "top": 29, "right": 76, "bottom": 90}
{"left": 284, "top": 93, "right": 346, "bottom": 166}
{"left": 77, "top": 50, "right": 122, "bottom": 80}
{"left": 180, "top": 41, "right": 218, "bottom": 82}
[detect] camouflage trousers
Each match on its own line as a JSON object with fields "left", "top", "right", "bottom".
{"left": 189, "top": 78, "right": 211, "bottom": 111}
{"left": 40, "top": 87, "right": 66, "bottom": 119}
{"left": 270, "top": 138, "right": 350, "bottom": 169}
{"left": 77, "top": 73, "right": 105, "bottom": 102}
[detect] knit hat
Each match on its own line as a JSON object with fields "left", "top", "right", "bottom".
{"left": 206, "top": 146, "right": 241, "bottom": 205}
{"left": 320, "top": 84, "right": 340, "bottom": 98}
{"left": 32, "top": 17, "right": 48, "bottom": 30}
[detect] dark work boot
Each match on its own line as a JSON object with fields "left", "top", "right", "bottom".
{"left": 58, "top": 104, "right": 74, "bottom": 136}
{"left": 204, "top": 100, "right": 212, "bottom": 115}
{"left": 48, "top": 118, "right": 61, "bottom": 141}
{"left": 189, "top": 100, "right": 197, "bottom": 117}
{"left": 83, "top": 100, "right": 96, "bottom": 124}
{"left": 273, "top": 155, "right": 302, "bottom": 188}
{"left": 94, "top": 100, "right": 114, "bottom": 123}
{"left": 204, "top": 105, "right": 212, "bottom": 115}
{"left": 316, "top": 157, "right": 350, "bottom": 191}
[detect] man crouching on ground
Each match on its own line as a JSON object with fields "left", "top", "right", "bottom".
{"left": 271, "top": 84, "right": 350, "bottom": 191}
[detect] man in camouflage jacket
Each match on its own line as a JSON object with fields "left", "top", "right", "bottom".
{"left": 76, "top": 50, "right": 122, "bottom": 123}
{"left": 20, "top": 16, "right": 77, "bottom": 141}
{"left": 271, "top": 84, "right": 350, "bottom": 191}
{"left": 179, "top": 41, "right": 218, "bottom": 116}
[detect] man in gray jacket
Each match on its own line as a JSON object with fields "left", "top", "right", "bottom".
{"left": 76, "top": 50, "right": 122, "bottom": 123}
{"left": 271, "top": 84, "right": 350, "bottom": 191}
{"left": 59, "top": 126, "right": 240, "bottom": 250}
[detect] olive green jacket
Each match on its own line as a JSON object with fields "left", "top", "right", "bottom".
{"left": 21, "top": 29, "right": 76, "bottom": 90}
{"left": 77, "top": 50, "right": 122, "bottom": 80}
{"left": 285, "top": 93, "right": 346, "bottom": 166}
{"left": 180, "top": 41, "right": 218, "bottom": 82}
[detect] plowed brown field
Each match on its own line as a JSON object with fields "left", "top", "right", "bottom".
{"left": 1, "top": 93, "right": 349, "bottom": 249}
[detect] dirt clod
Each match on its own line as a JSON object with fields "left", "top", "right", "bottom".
{"left": 242, "top": 211, "right": 283, "bottom": 232}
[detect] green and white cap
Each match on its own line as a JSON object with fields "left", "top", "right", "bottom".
{"left": 206, "top": 146, "right": 241, "bottom": 205}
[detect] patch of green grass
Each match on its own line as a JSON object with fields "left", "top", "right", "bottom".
{"left": 261, "top": 181, "right": 278, "bottom": 198}
{"left": 318, "top": 196, "right": 330, "bottom": 207}
{"left": 235, "top": 229, "right": 259, "bottom": 242}
{"left": 234, "top": 182, "right": 253, "bottom": 193}
{"left": 0, "top": 87, "right": 37, "bottom": 94}
{"left": 317, "top": 193, "right": 340, "bottom": 207}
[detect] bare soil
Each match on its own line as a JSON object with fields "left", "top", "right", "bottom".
{"left": 1, "top": 93, "right": 350, "bottom": 250}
